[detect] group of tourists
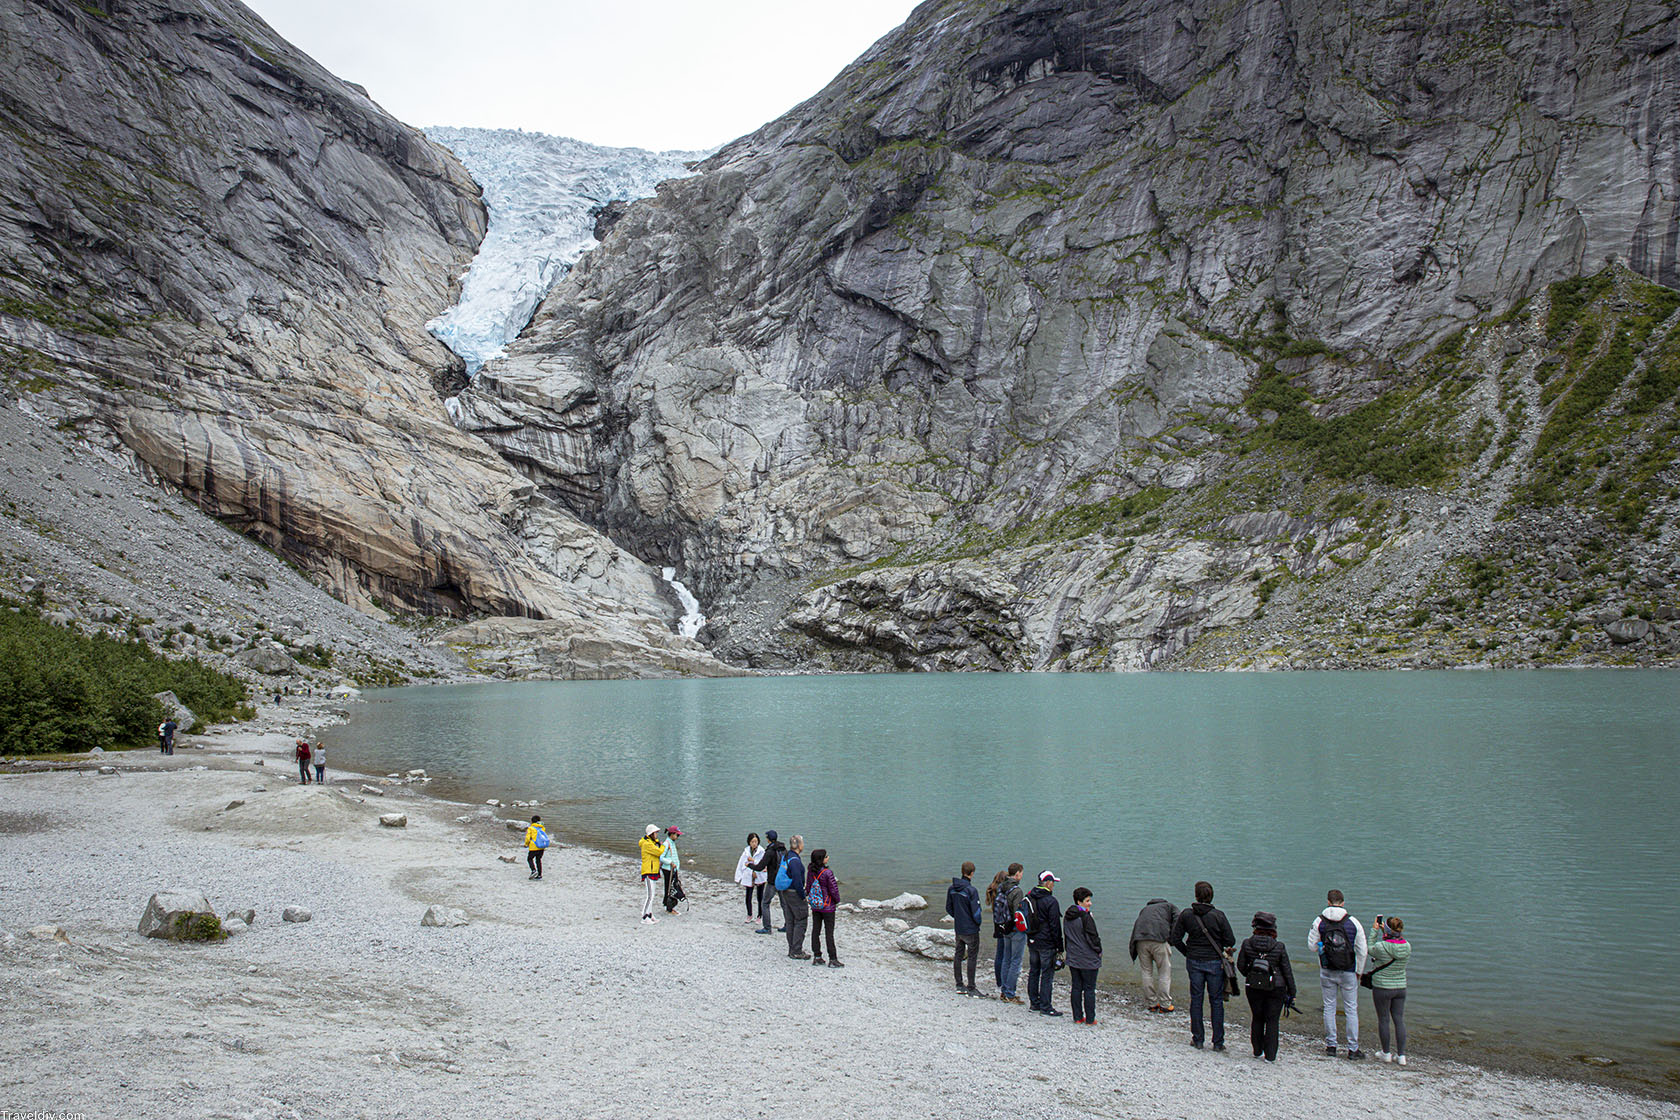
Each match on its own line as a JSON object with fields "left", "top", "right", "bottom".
{"left": 292, "top": 739, "right": 325, "bottom": 784}
{"left": 639, "top": 824, "right": 691, "bottom": 920}
{"left": 731, "top": 831, "right": 845, "bottom": 967}
{"left": 156, "top": 718, "right": 177, "bottom": 755}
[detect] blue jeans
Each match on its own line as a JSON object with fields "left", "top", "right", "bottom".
{"left": 1187, "top": 958, "right": 1226, "bottom": 1047}
{"left": 995, "top": 931, "right": 1026, "bottom": 998}
{"left": 1027, "top": 945, "right": 1058, "bottom": 1011}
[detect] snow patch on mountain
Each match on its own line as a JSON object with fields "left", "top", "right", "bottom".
{"left": 425, "top": 127, "right": 707, "bottom": 374}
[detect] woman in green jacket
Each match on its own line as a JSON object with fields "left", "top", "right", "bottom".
{"left": 1368, "top": 915, "right": 1412, "bottom": 1065}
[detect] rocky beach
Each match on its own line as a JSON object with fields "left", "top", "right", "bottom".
{"left": 0, "top": 698, "right": 1671, "bottom": 1120}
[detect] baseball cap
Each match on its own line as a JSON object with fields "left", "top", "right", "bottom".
{"left": 1039, "top": 870, "right": 1060, "bottom": 882}
{"left": 666, "top": 827, "right": 682, "bottom": 837}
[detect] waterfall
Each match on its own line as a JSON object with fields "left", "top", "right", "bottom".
{"left": 662, "top": 567, "right": 706, "bottom": 639}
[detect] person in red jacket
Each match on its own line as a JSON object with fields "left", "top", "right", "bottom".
{"left": 294, "top": 739, "right": 312, "bottom": 784}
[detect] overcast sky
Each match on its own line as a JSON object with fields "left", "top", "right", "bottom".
{"left": 247, "top": 0, "right": 924, "bottom": 152}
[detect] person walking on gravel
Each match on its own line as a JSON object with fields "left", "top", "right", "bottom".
{"left": 777, "top": 835, "right": 810, "bottom": 959}
{"left": 639, "top": 825, "right": 663, "bottom": 924}
{"left": 1170, "top": 880, "right": 1235, "bottom": 1051}
{"left": 749, "top": 829, "right": 786, "bottom": 935}
{"left": 988, "top": 864, "right": 1027, "bottom": 1004}
{"left": 1129, "top": 896, "right": 1178, "bottom": 1013}
{"left": 1308, "top": 888, "right": 1368, "bottom": 1058}
{"left": 946, "top": 861, "right": 983, "bottom": 995}
{"left": 807, "top": 848, "right": 843, "bottom": 967}
{"left": 524, "top": 815, "right": 550, "bottom": 880}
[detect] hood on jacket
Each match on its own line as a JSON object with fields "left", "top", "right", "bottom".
{"left": 1063, "top": 903, "right": 1089, "bottom": 920}
{"left": 1321, "top": 906, "right": 1348, "bottom": 921}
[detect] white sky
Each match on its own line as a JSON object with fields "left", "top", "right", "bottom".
{"left": 247, "top": 1, "right": 925, "bottom": 152}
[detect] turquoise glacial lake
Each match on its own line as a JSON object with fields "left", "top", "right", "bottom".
{"left": 322, "top": 670, "right": 1680, "bottom": 1086}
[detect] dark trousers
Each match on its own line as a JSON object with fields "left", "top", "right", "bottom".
{"left": 527, "top": 849, "right": 543, "bottom": 876}
{"left": 1070, "top": 967, "right": 1098, "bottom": 1021}
{"left": 811, "top": 910, "right": 837, "bottom": 960}
{"left": 954, "top": 933, "right": 979, "bottom": 988}
{"left": 744, "top": 884, "right": 766, "bottom": 917}
{"left": 313, "top": 764, "right": 324, "bottom": 782}
{"left": 1247, "top": 989, "right": 1285, "bottom": 1060}
{"left": 780, "top": 889, "right": 809, "bottom": 956}
{"left": 1187, "top": 958, "right": 1226, "bottom": 1047}
{"left": 661, "top": 868, "right": 675, "bottom": 911}
{"left": 1027, "top": 945, "right": 1057, "bottom": 1011}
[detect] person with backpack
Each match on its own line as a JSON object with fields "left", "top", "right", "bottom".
{"left": 524, "top": 815, "right": 550, "bottom": 880}
{"left": 987, "top": 864, "right": 1027, "bottom": 1004}
{"left": 1308, "top": 888, "right": 1369, "bottom": 1058}
{"left": 294, "top": 739, "right": 312, "bottom": 784}
{"left": 639, "top": 825, "right": 663, "bottom": 924}
{"left": 1169, "top": 880, "right": 1236, "bottom": 1051}
{"left": 660, "top": 827, "right": 684, "bottom": 915}
{"left": 806, "top": 848, "right": 843, "bottom": 967}
{"left": 776, "top": 835, "right": 810, "bottom": 959}
{"left": 749, "top": 830, "right": 786, "bottom": 935}
{"left": 734, "top": 832, "right": 768, "bottom": 924}
{"left": 1129, "top": 896, "right": 1179, "bottom": 1013}
{"left": 1237, "top": 911, "right": 1297, "bottom": 1061}
{"left": 1024, "top": 871, "right": 1064, "bottom": 1016}
{"left": 945, "top": 861, "right": 984, "bottom": 995}
{"left": 1367, "top": 914, "right": 1411, "bottom": 1065}
{"left": 1062, "top": 888, "right": 1102, "bottom": 1024}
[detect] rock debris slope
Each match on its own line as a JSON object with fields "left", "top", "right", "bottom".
{"left": 461, "top": 0, "right": 1680, "bottom": 670}
{"left": 0, "top": 0, "right": 729, "bottom": 677}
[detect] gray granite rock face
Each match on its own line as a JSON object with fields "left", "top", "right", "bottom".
{"left": 458, "top": 0, "right": 1679, "bottom": 668}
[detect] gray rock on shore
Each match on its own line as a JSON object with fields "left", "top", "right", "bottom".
{"left": 281, "top": 907, "right": 312, "bottom": 923}
{"left": 379, "top": 814, "right": 408, "bottom": 828}
{"left": 420, "top": 906, "right": 469, "bottom": 928}
{"left": 138, "top": 891, "right": 221, "bottom": 940}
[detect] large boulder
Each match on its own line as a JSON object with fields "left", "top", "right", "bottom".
{"left": 137, "top": 891, "right": 225, "bottom": 941}
{"left": 152, "top": 690, "right": 198, "bottom": 733}
{"left": 1605, "top": 619, "right": 1651, "bottom": 645}
{"left": 235, "top": 642, "right": 299, "bottom": 676}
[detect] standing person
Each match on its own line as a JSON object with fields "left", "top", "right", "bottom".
{"left": 749, "top": 830, "right": 786, "bottom": 935}
{"left": 1063, "top": 888, "right": 1102, "bottom": 1025}
{"left": 945, "top": 861, "right": 983, "bottom": 995}
{"left": 807, "top": 848, "right": 843, "bottom": 967}
{"left": 294, "top": 739, "right": 312, "bottom": 784}
{"left": 1024, "top": 871, "right": 1064, "bottom": 1016}
{"left": 1170, "top": 880, "right": 1236, "bottom": 1051}
{"left": 989, "top": 864, "right": 1027, "bottom": 1004}
{"left": 524, "top": 815, "right": 550, "bottom": 880}
{"left": 1238, "top": 911, "right": 1298, "bottom": 1061}
{"left": 1307, "top": 889, "right": 1368, "bottom": 1058}
{"left": 1368, "top": 915, "right": 1411, "bottom": 1065}
{"left": 660, "top": 827, "right": 684, "bottom": 915}
{"left": 735, "top": 833, "right": 767, "bottom": 924}
{"left": 312, "top": 742, "right": 326, "bottom": 784}
{"left": 1129, "top": 896, "right": 1178, "bottom": 1013}
{"left": 777, "top": 836, "right": 810, "bottom": 959}
{"left": 638, "top": 825, "right": 663, "bottom": 924}
{"left": 158, "top": 718, "right": 177, "bottom": 755}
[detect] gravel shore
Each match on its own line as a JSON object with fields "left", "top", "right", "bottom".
{"left": 0, "top": 725, "right": 1670, "bottom": 1120}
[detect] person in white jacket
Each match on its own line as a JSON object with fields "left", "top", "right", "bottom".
{"left": 734, "top": 833, "right": 768, "bottom": 924}
{"left": 1307, "top": 888, "right": 1369, "bottom": 1058}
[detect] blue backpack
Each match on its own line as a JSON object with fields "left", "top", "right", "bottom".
{"left": 774, "top": 855, "right": 793, "bottom": 891}
{"left": 532, "top": 826, "right": 550, "bottom": 850}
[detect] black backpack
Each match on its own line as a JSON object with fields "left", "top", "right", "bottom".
{"left": 991, "top": 886, "right": 1013, "bottom": 934}
{"left": 1319, "top": 917, "right": 1356, "bottom": 971}
{"left": 1246, "top": 945, "right": 1279, "bottom": 992}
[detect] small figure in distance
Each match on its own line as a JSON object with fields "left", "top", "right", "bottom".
{"left": 807, "top": 847, "right": 843, "bottom": 967}
{"left": 524, "top": 815, "right": 549, "bottom": 880}
{"left": 293, "top": 739, "right": 312, "bottom": 784}
{"left": 986, "top": 863, "right": 1027, "bottom": 1004}
{"left": 638, "top": 825, "right": 662, "bottom": 924}
{"left": 778, "top": 835, "right": 810, "bottom": 959}
{"left": 1238, "top": 910, "right": 1297, "bottom": 1061}
{"left": 158, "top": 717, "right": 177, "bottom": 756}
{"left": 946, "top": 860, "right": 983, "bottom": 995}
{"left": 1308, "top": 888, "right": 1369, "bottom": 1059}
{"left": 1368, "top": 914, "right": 1411, "bottom": 1066}
{"left": 749, "top": 829, "right": 787, "bottom": 935}
{"left": 660, "top": 827, "right": 684, "bottom": 915}
{"left": 735, "top": 832, "right": 767, "bottom": 925}
{"left": 1024, "top": 871, "right": 1064, "bottom": 1016}
{"left": 1062, "top": 887, "right": 1101, "bottom": 1025}
{"left": 1130, "top": 895, "right": 1179, "bottom": 1013}
{"left": 312, "top": 742, "right": 325, "bottom": 784}
{"left": 1170, "top": 880, "right": 1236, "bottom": 1051}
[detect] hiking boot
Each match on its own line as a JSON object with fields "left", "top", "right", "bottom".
{"left": 965, "top": 986, "right": 980, "bottom": 996}
{"left": 1161, "top": 1004, "right": 1173, "bottom": 1013}
{"left": 812, "top": 957, "right": 826, "bottom": 966}
{"left": 1347, "top": 1049, "right": 1366, "bottom": 1061}
{"left": 790, "top": 951, "right": 812, "bottom": 960}
{"left": 1191, "top": 1040, "right": 1204, "bottom": 1049}
{"left": 828, "top": 960, "right": 844, "bottom": 968}
{"left": 754, "top": 928, "right": 772, "bottom": 935}
{"left": 1211, "top": 1044, "right": 1226, "bottom": 1053}
{"left": 1325, "top": 1046, "right": 1338, "bottom": 1056}
{"left": 1009, "top": 996, "right": 1025, "bottom": 1005}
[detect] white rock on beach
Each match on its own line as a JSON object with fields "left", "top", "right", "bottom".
{"left": 888, "top": 892, "right": 928, "bottom": 911}
{"left": 97, "top": 766, "right": 118, "bottom": 776}
{"left": 281, "top": 907, "right": 311, "bottom": 923}
{"left": 359, "top": 785, "right": 385, "bottom": 797}
{"left": 881, "top": 918, "right": 910, "bottom": 934}
{"left": 221, "top": 917, "right": 248, "bottom": 935}
{"left": 420, "top": 906, "right": 468, "bottom": 928}
{"left": 379, "top": 813, "right": 407, "bottom": 828}
{"left": 27, "top": 925, "right": 69, "bottom": 942}
{"left": 225, "top": 908, "right": 256, "bottom": 926}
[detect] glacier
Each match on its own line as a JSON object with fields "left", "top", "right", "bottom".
{"left": 424, "top": 127, "right": 708, "bottom": 375}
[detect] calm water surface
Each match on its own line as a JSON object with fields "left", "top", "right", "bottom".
{"left": 323, "top": 671, "right": 1680, "bottom": 1082}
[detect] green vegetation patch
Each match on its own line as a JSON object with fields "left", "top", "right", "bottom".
{"left": 0, "top": 602, "right": 248, "bottom": 755}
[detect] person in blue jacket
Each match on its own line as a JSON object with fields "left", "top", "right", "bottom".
{"left": 946, "top": 861, "right": 983, "bottom": 995}
{"left": 777, "top": 836, "right": 810, "bottom": 960}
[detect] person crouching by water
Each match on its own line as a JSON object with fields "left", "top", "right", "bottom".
{"left": 639, "top": 825, "right": 662, "bottom": 924}
{"left": 1063, "top": 887, "right": 1101, "bottom": 1024}
{"left": 661, "top": 827, "right": 685, "bottom": 914}
{"left": 1238, "top": 911, "right": 1297, "bottom": 1061}
{"left": 294, "top": 739, "right": 312, "bottom": 784}
{"left": 524, "top": 815, "right": 549, "bottom": 880}
{"left": 807, "top": 848, "right": 843, "bottom": 967}
{"left": 735, "top": 832, "right": 767, "bottom": 925}
{"left": 1368, "top": 915, "right": 1411, "bottom": 1066}
{"left": 312, "top": 742, "right": 326, "bottom": 784}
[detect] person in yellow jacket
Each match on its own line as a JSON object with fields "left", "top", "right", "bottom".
{"left": 524, "top": 815, "right": 549, "bottom": 881}
{"left": 639, "top": 825, "right": 663, "bottom": 924}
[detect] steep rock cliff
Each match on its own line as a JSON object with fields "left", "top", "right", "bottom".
{"left": 461, "top": 0, "right": 1680, "bottom": 669}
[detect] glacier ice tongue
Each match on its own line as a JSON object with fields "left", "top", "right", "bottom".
{"left": 425, "top": 127, "right": 709, "bottom": 375}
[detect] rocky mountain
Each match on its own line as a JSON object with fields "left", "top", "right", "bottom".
{"left": 0, "top": 0, "right": 730, "bottom": 679}
{"left": 456, "top": 0, "right": 1680, "bottom": 671}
